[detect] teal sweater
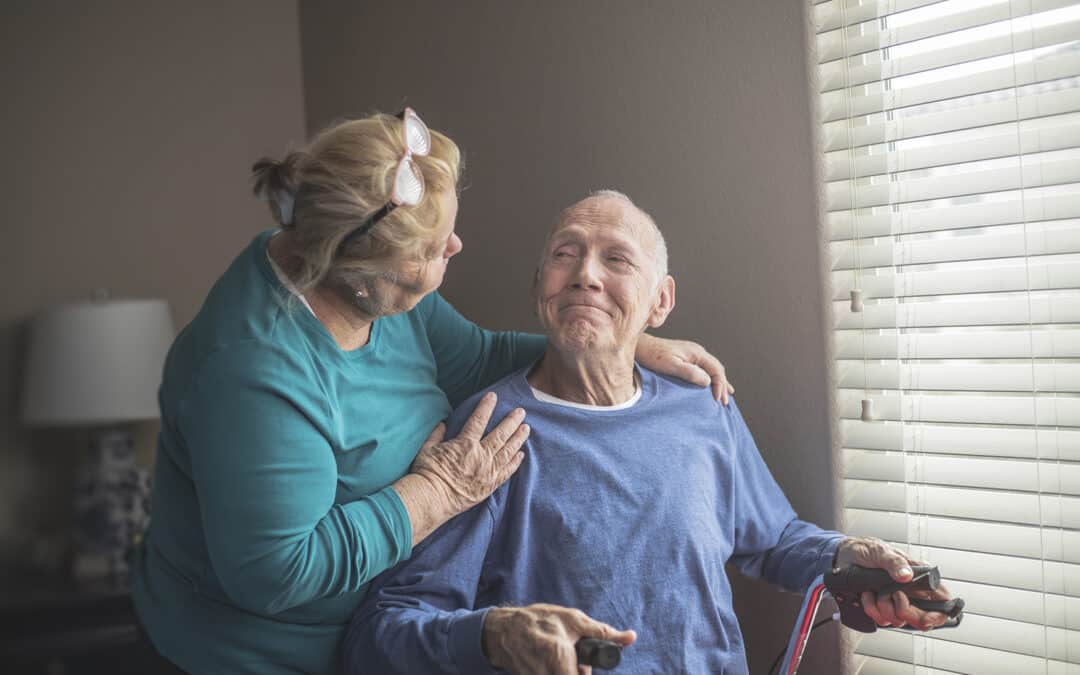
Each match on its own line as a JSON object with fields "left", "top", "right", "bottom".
{"left": 131, "top": 230, "right": 544, "bottom": 674}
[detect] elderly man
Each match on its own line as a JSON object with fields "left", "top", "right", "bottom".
{"left": 344, "top": 191, "right": 949, "bottom": 674}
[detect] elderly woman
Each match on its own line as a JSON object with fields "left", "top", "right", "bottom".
{"left": 131, "top": 110, "right": 732, "bottom": 674}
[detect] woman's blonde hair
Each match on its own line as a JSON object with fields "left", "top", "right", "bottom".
{"left": 251, "top": 111, "right": 461, "bottom": 300}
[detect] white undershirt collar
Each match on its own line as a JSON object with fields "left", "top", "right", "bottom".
{"left": 529, "top": 370, "right": 642, "bottom": 411}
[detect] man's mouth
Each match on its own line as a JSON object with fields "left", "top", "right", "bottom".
{"left": 561, "top": 303, "right": 607, "bottom": 314}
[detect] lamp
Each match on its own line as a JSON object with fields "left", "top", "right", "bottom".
{"left": 21, "top": 292, "right": 175, "bottom": 581}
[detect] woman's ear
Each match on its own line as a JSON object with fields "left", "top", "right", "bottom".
{"left": 647, "top": 276, "right": 676, "bottom": 329}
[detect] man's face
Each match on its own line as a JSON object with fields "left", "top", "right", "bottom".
{"left": 535, "top": 197, "right": 668, "bottom": 355}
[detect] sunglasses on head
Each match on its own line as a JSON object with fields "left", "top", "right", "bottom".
{"left": 337, "top": 107, "right": 431, "bottom": 254}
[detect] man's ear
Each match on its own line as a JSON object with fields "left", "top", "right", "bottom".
{"left": 647, "top": 275, "right": 675, "bottom": 329}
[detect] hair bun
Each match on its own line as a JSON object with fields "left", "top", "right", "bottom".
{"left": 251, "top": 152, "right": 305, "bottom": 225}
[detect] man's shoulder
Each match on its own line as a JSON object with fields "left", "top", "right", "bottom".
{"left": 447, "top": 364, "right": 536, "bottom": 435}
{"left": 639, "top": 366, "right": 751, "bottom": 436}
{"left": 641, "top": 366, "right": 734, "bottom": 409}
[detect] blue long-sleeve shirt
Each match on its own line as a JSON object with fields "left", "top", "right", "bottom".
{"left": 131, "top": 230, "right": 544, "bottom": 674}
{"left": 346, "top": 366, "right": 843, "bottom": 674}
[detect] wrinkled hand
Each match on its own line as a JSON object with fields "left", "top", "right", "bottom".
{"left": 636, "top": 334, "right": 734, "bottom": 404}
{"left": 410, "top": 392, "right": 529, "bottom": 517}
{"left": 834, "top": 536, "right": 953, "bottom": 631}
{"left": 483, "top": 604, "right": 636, "bottom": 675}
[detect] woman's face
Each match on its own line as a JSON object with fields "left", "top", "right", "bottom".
{"left": 381, "top": 189, "right": 463, "bottom": 312}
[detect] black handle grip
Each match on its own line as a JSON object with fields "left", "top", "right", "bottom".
{"left": 897, "top": 597, "right": 965, "bottom": 630}
{"left": 576, "top": 638, "right": 622, "bottom": 670}
{"left": 912, "top": 597, "right": 964, "bottom": 618}
{"left": 825, "top": 565, "right": 964, "bottom": 633}
{"left": 825, "top": 565, "right": 940, "bottom": 596}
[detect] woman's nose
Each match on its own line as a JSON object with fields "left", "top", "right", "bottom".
{"left": 446, "top": 233, "right": 463, "bottom": 259}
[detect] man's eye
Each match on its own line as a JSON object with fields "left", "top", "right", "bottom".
{"left": 553, "top": 251, "right": 573, "bottom": 259}
{"left": 608, "top": 256, "right": 629, "bottom": 264}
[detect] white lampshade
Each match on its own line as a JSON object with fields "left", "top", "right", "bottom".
{"left": 21, "top": 298, "right": 176, "bottom": 426}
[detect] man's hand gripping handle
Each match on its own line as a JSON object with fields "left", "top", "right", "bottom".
{"left": 825, "top": 564, "right": 965, "bottom": 633}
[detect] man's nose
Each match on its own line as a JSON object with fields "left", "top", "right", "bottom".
{"left": 571, "top": 254, "right": 603, "bottom": 290}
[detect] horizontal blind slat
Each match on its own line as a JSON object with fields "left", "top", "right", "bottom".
{"left": 830, "top": 221, "right": 1080, "bottom": 270}
{"left": 826, "top": 158, "right": 1080, "bottom": 211}
{"left": 823, "top": 83, "right": 1080, "bottom": 152}
{"left": 831, "top": 260, "right": 1080, "bottom": 300}
{"left": 836, "top": 390, "right": 1080, "bottom": 427}
{"left": 884, "top": 542, "right": 1080, "bottom": 596}
{"left": 835, "top": 328, "right": 1080, "bottom": 359}
{"left": 826, "top": 115, "right": 1080, "bottom": 181}
{"left": 855, "top": 627, "right": 1080, "bottom": 671}
{"left": 832, "top": 292, "right": 1080, "bottom": 329}
{"left": 844, "top": 479, "right": 1080, "bottom": 527}
{"left": 828, "top": 189, "right": 1080, "bottom": 240}
{"left": 814, "top": 0, "right": 947, "bottom": 34}
{"left": 840, "top": 420, "right": 1080, "bottom": 459}
{"left": 921, "top": 613, "right": 1080, "bottom": 661}
{"left": 843, "top": 449, "right": 1080, "bottom": 494}
{"left": 816, "top": 0, "right": 1077, "bottom": 62}
{"left": 845, "top": 508, "right": 1080, "bottom": 562}
{"left": 837, "top": 362, "right": 1080, "bottom": 393}
{"left": 857, "top": 655, "right": 965, "bottom": 675}
{"left": 820, "top": 17, "right": 1080, "bottom": 93}
{"left": 946, "top": 578, "right": 1080, "bottom": 628}
{"left": 821, "top": 52, "right": 1080, "bottom": 123}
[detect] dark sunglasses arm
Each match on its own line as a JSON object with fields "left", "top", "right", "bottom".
{"left": 337, "top": 203, "right": 396, "bottom": 256}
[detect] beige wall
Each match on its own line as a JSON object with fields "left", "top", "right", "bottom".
{"left": 300, "top": 0, "right": 839, "bottom": 671}
{"left": 0, "top": 1, "right": 305, "bottom": 566}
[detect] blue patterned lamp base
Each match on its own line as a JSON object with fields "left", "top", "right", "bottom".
{"left": 72, "top": 428, "right": 151, "bottom": 583}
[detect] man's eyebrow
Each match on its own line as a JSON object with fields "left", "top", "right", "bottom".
{"left": 550, "top": 227, "right": 645, "bottom": 252}
{"left": 547, "top": 230, "right": 583, "bottom": 249}
{"left": 552, "top": 224, "right": 586, "bottom": 238}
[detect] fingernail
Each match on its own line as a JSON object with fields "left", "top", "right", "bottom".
{"left": 899, "top": 567, "right": 912, "bottom": 577}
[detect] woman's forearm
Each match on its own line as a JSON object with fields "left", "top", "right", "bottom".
{"left": 422, "top": 293, "right": 547, "bottom": 406}
{"left": 635, "top": 333, "right": 733, "bottom": 403}
{"left": 392, "top": 473, "right": 454, "bottom": 547}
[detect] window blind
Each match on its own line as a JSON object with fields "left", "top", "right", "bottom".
{"left": 812, "top": 0, "right": 1080, "bottom": 673}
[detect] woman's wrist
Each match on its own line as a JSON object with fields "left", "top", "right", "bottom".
{"left": 391, "top": 472, "right": 454, "bottom": 547}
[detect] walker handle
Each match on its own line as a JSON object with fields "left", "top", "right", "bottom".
{"left": 576, "top": 637, "right": 621, "bottom": 670}
{"left": 898, "top": 598, "right": 965, "bottom": 630}
{"left": 825, "top": 565, "right": 965, "bottom": 633}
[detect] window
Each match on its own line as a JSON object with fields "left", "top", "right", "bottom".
{"left": 813, "top": 0, "right": 1080, "bottom": 672}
